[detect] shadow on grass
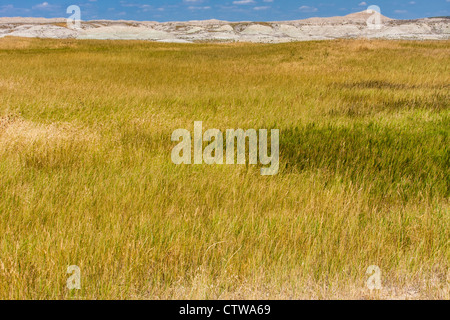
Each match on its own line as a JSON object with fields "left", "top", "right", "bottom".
{"left": 281, "top": 122, "right": 449, "bottom": 202}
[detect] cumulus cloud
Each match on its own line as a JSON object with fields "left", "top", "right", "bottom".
{"left": 33, "top": 2, "right": 53, "bottom": 10}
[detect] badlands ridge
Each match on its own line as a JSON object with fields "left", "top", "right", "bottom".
{"left": 0, "top": 11, "right": 448, "bottom": 43}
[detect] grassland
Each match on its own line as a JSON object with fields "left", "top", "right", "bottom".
{"left": 0, "top": 37, "right": 448, "bottom": 300}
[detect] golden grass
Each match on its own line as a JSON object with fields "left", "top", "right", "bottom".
{"left": 0, "top": 37, "right": 448, "bottom": 300}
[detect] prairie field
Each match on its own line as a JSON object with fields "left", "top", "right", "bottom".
{"left": 0, "top": 37, "right": 448, "bottom": 299}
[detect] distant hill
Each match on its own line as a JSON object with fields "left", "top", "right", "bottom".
{"left": 0, "top": 11, "right": 448, "bottom": 43}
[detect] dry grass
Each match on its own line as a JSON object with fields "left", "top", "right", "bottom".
{"left": 0, "top": 37, "right": 448, "bottom": 300}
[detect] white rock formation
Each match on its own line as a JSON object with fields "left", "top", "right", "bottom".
{"left": 0, "top": 12, "right": 448, "bottom": 43}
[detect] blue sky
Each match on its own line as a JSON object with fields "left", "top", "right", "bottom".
{"left": 0, "top": 0, "right": 448, "bottom": 21}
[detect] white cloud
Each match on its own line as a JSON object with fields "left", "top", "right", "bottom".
{"left": 233, "top": 0, "right": 256, "bottom": 5}
{"left": 359, "top": 2, "right": 367, "bottom": 6}
{"left": 0, "top": 4, "right": 31, "bottom": 14}
{"left": 299, "top": 6, "right": 318, "bottom": 13}
{"left": 188, "top": 6, "right": 211, "bottom": 10}
{"left": 120, "top": 1, "right": 157, "bottom": 12}
{"left": 0, "top": 4, "right": 14, "bottom": 12}
{"left": 32, "top": 2, "right": 59, "bottom": 10}
{"left": 254, "top": 6, "right": 270, "bottom": 10}
{"left": 34, "top": 2, "right": 49, "bottom": 9}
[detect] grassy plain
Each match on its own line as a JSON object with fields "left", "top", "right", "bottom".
{"left": 0, "top": 37, "right": 448, "bottom": 299}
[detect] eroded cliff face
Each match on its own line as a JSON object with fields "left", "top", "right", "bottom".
{"left": 0, "top": 12, "right": 448, "bottom": 43}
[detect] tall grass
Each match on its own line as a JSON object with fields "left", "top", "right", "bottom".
{"left": 0, "top": 38, "right": 448, "bottom": 299}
